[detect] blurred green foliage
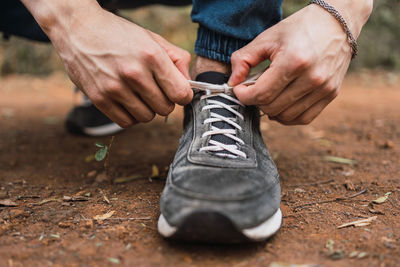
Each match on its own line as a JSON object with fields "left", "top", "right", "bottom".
{"left": 0, "top": 1, "right": 399, "bottom": 76}
{"left": 0, "top": 38, "right": 58, "bottom": 76}
{"left": 283, "top": 0, "right": 400, "bottom": 71}
{"left": 351, "top": 0, "right": 400, "bottom": 70}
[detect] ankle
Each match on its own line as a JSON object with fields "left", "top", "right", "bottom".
{"left": 190, "top": 56, "right": 231, "bottom": 79}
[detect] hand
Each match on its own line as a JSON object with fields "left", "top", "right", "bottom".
{"left": 229, "top": 3, "right": 371, "bottom": 125}
{"left": 41, "top": 4, "right": 192, "bottom": 127}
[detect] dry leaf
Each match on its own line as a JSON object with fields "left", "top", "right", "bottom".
{"left": 344, "top": 179, "right": 356, "bottom": 191}
{"left": 349, "top": 251, "right": 359, "bottom": 258}
{"left": 319, "top": 139, "right": 333, "bottom": 147}
{"left": 114, "top": 174, "right": 142, "bottom": 184}
{"left": 372, "top": 192, "right": 391, "bottom": 204}
{"left": 337, "top": 216, "right": 377, "bottom": 229}
{"left": 294, "top": 188, "right": 306, "bottom": 193}
{"left": 324, "top": 156, "right": 357, "bottom": 165}
{"left": 151, "top": 164, "right": 159, "bottom": 178}
{"left": 369, "top": 208, "right": 385, "bottom": 215}
{"left": 107, "top": 257, "right": 120, "bottom": 264}
{"left": 33, "top": 198, "right": 59, "bottom": 206}
{"left": 269, "top": 262, "right": 320, "bottom": 267}
{"left": 272, "top": 152, "right": 280, "bottom": 161}
{"left": 85, "top": 154, "right": 95, "bottom": 163}
{"left": 357, "top": 252, "right": 368, "bottom": 259}
{"left": 100, "top": 190, "right": 110, "bottom": 204}
{"left": 341, "top": 169, "right": 355, "bottom": 177}
{"left": 349, "top": 251, "right": 368, "bottom": 259}
{"left": 87, "top": 170, "right": 97, "bottom": 178}
{"left": 0, "top": 199, "right": 17, "bottom": 207}
{"left": 103, "top": 195, "right": 110, "bottom": 204}
{"left": 93, "top": 210, "right": 115, "bottom": 221}
{"left": 302, "top": 126, "right": 325, "bottom": 139}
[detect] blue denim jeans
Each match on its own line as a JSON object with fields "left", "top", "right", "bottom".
{"left": 0, "top": 0, "right": 283, "bottom": 63}
{"left": 192, "top": 0, "right": 283, "bottom": 63}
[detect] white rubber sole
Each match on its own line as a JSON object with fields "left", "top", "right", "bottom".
{"left": 83, "top": 123, "right": 123, "bottom": 137}
{"left": 158, "top": 208, "right": 282, "bottom": 242}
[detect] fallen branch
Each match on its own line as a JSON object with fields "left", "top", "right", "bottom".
{"left": 293, "top": 188, "right": 367, "bottom": 209}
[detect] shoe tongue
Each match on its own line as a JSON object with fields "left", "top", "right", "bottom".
{"left": 195, "top": 71, "right": 230, "bottom": 85}
{"left": 195, "top": 72, "right": 236, "bottom": 146}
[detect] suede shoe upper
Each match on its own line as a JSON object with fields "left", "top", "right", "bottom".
{"left": 160, "top": 72, "right": 281, "bottom": 229}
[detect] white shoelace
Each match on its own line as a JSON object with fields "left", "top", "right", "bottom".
{"left": 188, "top": 72, "right": 262, "bottom": 159}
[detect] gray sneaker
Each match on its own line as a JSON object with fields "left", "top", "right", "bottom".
{"left": 158, "top": 72, "right": 282, "bottom": 243}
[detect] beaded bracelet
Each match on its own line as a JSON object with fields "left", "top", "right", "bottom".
{"left": 309, "top": 0, "right": 358, "bottom": 59}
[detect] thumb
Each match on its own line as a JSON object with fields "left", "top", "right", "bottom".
{"left": 228, "top": 34, "right": 275, "bottom": 86}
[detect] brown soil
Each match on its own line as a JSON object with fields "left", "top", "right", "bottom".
{"left": 0, "top": 71, "right": 399, "bottom": 267}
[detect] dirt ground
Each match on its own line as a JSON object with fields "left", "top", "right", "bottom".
{"left": 0, "top": 71, "right": 399, "bottom": 267}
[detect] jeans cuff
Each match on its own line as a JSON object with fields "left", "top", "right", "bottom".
{"left": 194, "top": 26, "right": 250, "bottom": 64}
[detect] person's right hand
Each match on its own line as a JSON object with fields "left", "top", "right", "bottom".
{"left": 48, "top": 5, "right": 193, "bottom": 127}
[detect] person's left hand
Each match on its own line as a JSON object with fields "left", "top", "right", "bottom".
{"left": 228, "top": 4, "right": 354, "bottom": 125}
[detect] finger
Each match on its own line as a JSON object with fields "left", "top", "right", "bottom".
{"left": 110, "top": 86, "right": 155, "bottom": 122}
{"left": 151, "top": 50, "right": 193, "bottom": 105}
{"left": 234, "top": 58, "right": 299, "bottom": 106}
{"left": 261, "top": 72, "right": 329, "bottom": 117}
{"left": 91, "top": 96, "right": 137, "bottom": 128}
{"left": 111, "top": 90, "right": 156, "bottom": 123}
{"left": 273, "top": 85, "right": 336, "bottom": 122}
{"left": 228, "top": 32, "right": 276, "bottom": 86}
{"left": 122, "top": 71, "right": 175, "bottom": 116}
{"left": 170, "top": 49, "right": 191, "bottom": 80}
{"left": 100, "top": 79, "right": 156, "bottom": 122}
{"left": 274, "top": 91, "right": 337, "bottom": 125}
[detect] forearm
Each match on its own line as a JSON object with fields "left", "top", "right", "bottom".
{"left": 20, "top": 0, "right": 102, "bottom": 38}
{"left": 317, "top": 0, "right": 373, "bottom": 38}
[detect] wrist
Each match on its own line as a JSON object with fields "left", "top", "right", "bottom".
{"left": 323, "top": 0, "right": 373, "bottom": 38}
{"left": 20, "top": 0, "right": 102, "bottom": 39}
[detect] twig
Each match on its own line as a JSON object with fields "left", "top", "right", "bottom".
{"left": 337, "top": 216, "right": 377, "bottom": 229}
{"left": 30, "top": 198, "right": 60, "bottom": 206}
{"left": 288, "top": 179, "right": 334, "bottom": 187}
{"left": 17, "top": 195, "right": 40, "bottom": 199}
{"left": 293, "top": 188, "right": 367, "bottom": 209}
{"left": 67, "top": 217, "right": 151, "bottom": 222}
{"left": 105, "top": 136, "right": 115, "bottom": 184}
{"left": 283, "top": 210, "right": 321, "bottom": 218}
